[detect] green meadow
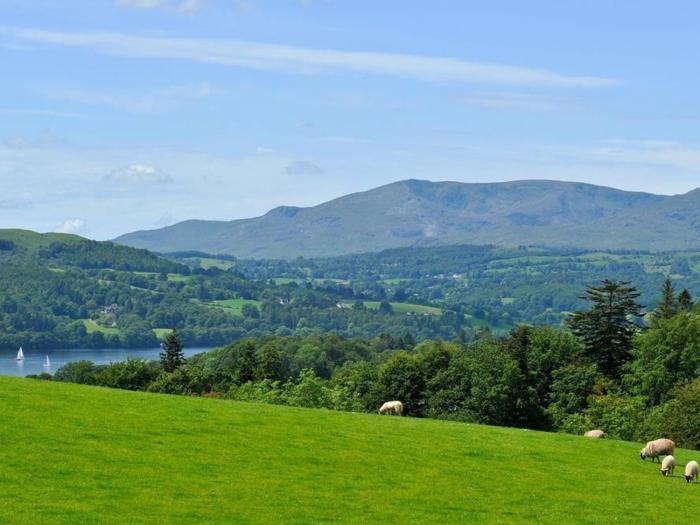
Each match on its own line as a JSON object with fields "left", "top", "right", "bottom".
{"left": 0, "top": 376, "right": 696, "bottom": 524}
{"left": 81, "top": 319, "right": 120, "bottom": 336}
{"left": 209, "top": 298, "right": 262, "bottom": 316}
{"left": 363, "top": 300, "right": 443, "bottom": 315}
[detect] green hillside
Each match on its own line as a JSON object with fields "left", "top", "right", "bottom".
{"left": 0, "top": 228, "right": 83, "bottom": 251}
{"left": 0, "top": 376, "right": 696, "bottom": 524}
{"left": 115, "top": 180, "right": 700, "bottom": 258}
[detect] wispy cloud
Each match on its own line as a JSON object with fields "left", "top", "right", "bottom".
{"left": 105, "top": 164, "right": 173, "bottom": 184}
{"left": 4, "top": 28, "right": 618, "bottom": 87}
{"left": 114, "top": 0, "right": 205, "bottom": 14}
{"left": 317, "top": 136, "right": 370, "bottom": 144}
{"left": 578, "top": 140, "right": 700, "bottom": 172}
{"left": 457, "top": 91, "right": 577, "bottom": 112}
{"left": 0, "top": 108, "right": 84, "bottom": 118}
{"left": 46, "top": 83, "right": 220, "bottom": 114}
{"left": 0, "top": 198, "right": 32, "bottom": 210}
{"left": 285, "top": 160, "right": 324, "bottom": 176}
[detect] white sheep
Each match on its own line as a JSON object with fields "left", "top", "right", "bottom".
{"left": 660, "top": 455, "right": 676, "bottom": 477}
{"left": 685, "top": 461, "right": 699, "bottom": 483}
{"left": 640, "top": 438, "right": 675, "bottom": 463}
{"left": 378, "top": 400, "right": 404, "bottom": 416}
{"left": 584, "top": 429, "right": 605, "bottom": 438}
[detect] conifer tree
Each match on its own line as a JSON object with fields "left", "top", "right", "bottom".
{"left": 568, "top": 280, "right": 643, "bottom": 379}
{"left": 160, "top": 329, "right": 185, "bottom": 373}
{"left": 654, "top": 276, "right": 678, "bottom": 320}
{"left": 678, "top": 289, "right": 693, "bottom": 312}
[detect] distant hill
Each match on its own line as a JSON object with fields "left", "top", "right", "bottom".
{"left": 115, "top": 179, "right": 700, "bottom": 258}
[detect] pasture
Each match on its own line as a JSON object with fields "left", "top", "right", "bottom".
{"left": 0, "top": 376, "right": 697, "bottom": 524}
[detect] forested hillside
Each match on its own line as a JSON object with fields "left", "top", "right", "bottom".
{"left": 0, "top": 230, "right": 465, "bottom": 349}
{"left": 181, "top": 244, "right": 700, "bottom": 328}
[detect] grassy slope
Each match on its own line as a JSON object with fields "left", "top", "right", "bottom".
{"left": 0, "top": 377, "right": 697, "bottom": 524}
{"left": 209, "top": 299, "right": 262, "bottom": 316}
{"left": 0, "top": 229, "right": 83, "bottom": 252}
{"left": 363, "top": 300, "right": 442, "bottom": 315}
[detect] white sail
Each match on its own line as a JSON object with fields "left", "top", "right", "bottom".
{"left": 43, "top": 355, "right": 51, "bottom": 367}
{"left": 16, "top": 347, "right": 24, "bottom": 360}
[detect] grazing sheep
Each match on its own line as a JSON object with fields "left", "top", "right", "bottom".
{"left": 378, "top": 400, "right": 404, "bottom": 416}
{"left": 640, "top": 439, "right": 675, "bottom": 463}
{"left": 685, "top": 461, "right": 699, "bottom": 483}
{"left": 584, "top": 429, "right": 605, "bottom": 438}
{"left": 660, "top": 455, "right": 676, "bottom": 477}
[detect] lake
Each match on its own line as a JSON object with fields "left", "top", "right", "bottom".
{"left": 0, "top": 347, "right": 211, "bottom": 377}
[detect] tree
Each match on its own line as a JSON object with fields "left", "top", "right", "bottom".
{"left": 678, "top": 289, "right": 693, "bottom": 312}
{"left": 378, "top": 301, "right": 394, "bottom": 315}
{"left": 654, "top": 277, "right": 677, "bottom": 321}
{"left": 160, "top": 329, "right": 185, "bottom": 372}
{"left": 567, "top": 280, "right": 643, "bottom": 379}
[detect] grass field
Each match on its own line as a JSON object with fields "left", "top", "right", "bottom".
{"left": 0, "top": 228, "right": 82, "bottom": 252}
{"left": 0, "top": 376, "right": 697, "bottom": 524}
{"left": 81, "top": 319, "right": 120, "bottom": 335}
{"left": 153, "top": 328, "right": 173, "bottom": 340}
{"left": 209, "top": 298, "right": 262, "bottom": 316}
{"left": 363, "top": 301, "right": 443, "bottom": 315}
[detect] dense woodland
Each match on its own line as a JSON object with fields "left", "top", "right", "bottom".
{"left": 220, "top": 245, "right": 700, "bottom": 328}
{"left": 47, "top": 278, "right": 700, "bottom": 449}
{"left": 0, "top": 233, "right": 463, "bottom": 349}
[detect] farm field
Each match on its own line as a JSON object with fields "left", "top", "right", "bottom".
{"left": 0, "top": 376, "right": 696, "bottom": 524}
{"left": 363, "top": 300, "right": 443, "bottom": 315}
{"left": 81, "top": 319, "right": 120, "bottom": 335}
{"left": 209, "top": 298, "right": 262, "bottom": 316}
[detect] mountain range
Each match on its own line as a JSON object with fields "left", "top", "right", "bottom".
{"left": 115, "top": 179, "right": 700, "bottom": 258}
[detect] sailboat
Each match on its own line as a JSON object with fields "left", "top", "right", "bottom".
{"left": 16, "top": 347, "right": 24, "bottom": 361}
{"left": 43, "top": 355, "right": 51, "bottom": 368}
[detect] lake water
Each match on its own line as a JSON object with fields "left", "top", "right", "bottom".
{"left": 0, "top": 347, "right": 211, "bottom": 377}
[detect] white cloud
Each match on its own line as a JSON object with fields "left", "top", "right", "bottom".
{"left": 576, "top": 140, "right": 700, "bottom": 172}
{"left": 176, "top": 0, "right": 205, "bottom": 14}
{"left": 0, "top": 107, "right": 84, "bottom": 118}
{"left": 317, "top": 136, "right": 369, "bottom": 144}
{"left": 285, "top": 160, "right": 324, "bottom": 176}
{"left": 115, "top": 0, "right": 168, "bottom": 8}
{"left": 0, "top": 198, "right": 32, "bottom": 209}
{"left": 457, "top": 91, "right": 576, "bottom": 112}
{"left": 105, "top": 164, "right": 173, "bottom": 184}
{"left": 47, "top": 84, "right": 219, "bottom": 114}
{"left": 57, "top": 219, "right": 86, "bottom": 234}
{"left": 255, "top": 146, "right": 276, "bottom": 155}
{"left": 5, "top": 28, "right": 617, "bottom": 87}
{"left": 114, "top": 0, "right": 204, "bottom": 14}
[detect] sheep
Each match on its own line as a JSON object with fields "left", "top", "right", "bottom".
{"left": 584, "top": 429, "right": 605, "bottom": 438}
{"left": 660, "top": 455, "right": 676, "bottom": 477}
{"left": 640, "top": 438, "right": 675, "bottom": 463}
{"left": 685, "top": 461, "right": 699, "bottom": 483}
{"left": 378, "top": 400, "right": 404, "bottom": 416}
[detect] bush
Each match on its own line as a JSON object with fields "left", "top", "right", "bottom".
{"left": 584, "top": 394, "right": 647, "bottom": 441}
{"left": 94, "top": 359, "right": 161, "bottom": 391}
{"left": 53, "top": 360, "right": 101, "bottom": 384}
{"left": 643, "top": 378, "right": 700, "bottom": 449}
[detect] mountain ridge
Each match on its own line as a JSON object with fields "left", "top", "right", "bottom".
{"left": 115, "top": 179, "right": 700, "bottom": 258}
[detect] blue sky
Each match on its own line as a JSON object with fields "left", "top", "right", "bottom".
{"left": 1, "top": 0, "right": 700, "bottom": 239}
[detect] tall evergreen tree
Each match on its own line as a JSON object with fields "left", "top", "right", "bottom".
{"left": 678, "top": 289, "right": 694, "bottom": 312}
{"left": 567, "top": 280, "right": 643, "bottom": 379}
{"left": 160, "top": 329, "right": 185, "bottom": 373}
{"left": 654, "top": 276, "right": 678, "bottom": 320}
